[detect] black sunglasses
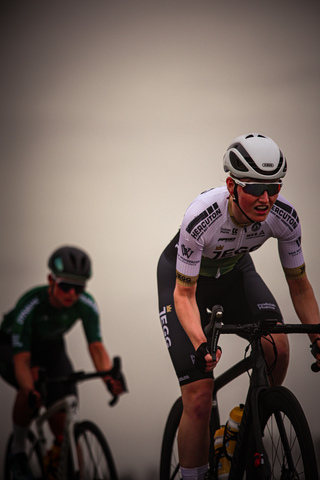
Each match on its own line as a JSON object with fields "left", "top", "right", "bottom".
{"left": 56, "top": 280, "right": 85, "bottom": 294}
{"left": 233, "top": 178, "right": 282, "bottom": 197}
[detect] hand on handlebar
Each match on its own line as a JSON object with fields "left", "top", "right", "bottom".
{"left": 310, "top": 339, "right": 320, "bottom": 372}
{"left": 28, "top": 389, "right": 42, "bottom": 410}
{"left": 105, "top": 377, "right": 126, "bottom": 396}
{"left": 195, "top": 342, "right": 222, "bottom": 372}
{"left": 104, "top": 357, "right": 128, "bottom": 406}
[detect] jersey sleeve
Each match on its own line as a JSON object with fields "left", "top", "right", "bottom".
{"left": 11, "top": 295, "right": 41, "bottom": 354}
{"left": 176, "top": 216, "right": 205, "bottom": 287}
{"left": 175, "top": 189, "right": 226, "bottom": 286}
{"left": 272, "top": 198, "right": 306, "bottom": 279}
{"left": 79, "top": 293, "right": 103, "bottom": 343}
{"left": 278, "top": 234, "right": 306, "bottom": 279}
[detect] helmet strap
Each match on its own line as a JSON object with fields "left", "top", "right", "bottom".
{"left": 232, "top": 185, "right": 255, "bottom": 225}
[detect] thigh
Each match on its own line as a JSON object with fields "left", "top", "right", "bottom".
{"left": 32, "top": 338, "right": 77, "bottom": 406}
{"left": 0, "top": 331, "right": 19, "bottom": 389}
{"left": 221, "top": 255, "right": 283, "bottom": 324}
{"left": 157, "top": 253, "right": 213, "bottom": 386}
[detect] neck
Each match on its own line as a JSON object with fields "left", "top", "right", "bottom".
{"left": 228, "top": 197, "right": 253, "bottom": 228}
{"left": 48, "top": 286, "right": 62, "bottom": 309}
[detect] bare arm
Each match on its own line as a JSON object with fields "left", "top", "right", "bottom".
{"left": 173, "top": 282, "right": 206, "bottom": 350}
{"left": 88, "top": 341, "right": 113, "bottom": 372}
{"left": 286, "top": 275, "right": 320, "bottom": 341}
{"left": 286, "top": 274, "right": 320, "bottom": 365}
{"left": 89, "top": 341, "right": 125, "bottom": 396}
{"left": 173, "top": 281, "right": 221, "bottom": 371}
{"left": 14, "top": 351, "right": 34, "bottom": 393}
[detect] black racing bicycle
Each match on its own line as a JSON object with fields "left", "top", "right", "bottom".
{"left": 160, "top": 306, "right": 320, "bottom": 479}
{"left": 4, "top": 357, "right": 125, "bottom": 480}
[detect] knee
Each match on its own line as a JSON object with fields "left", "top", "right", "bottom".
{"left": 182, "top": 380, "right": 213, "bottom": 421}
{"left": 275, "top": 338, "right": 290, "bottom": 369}
{"left": 264, "top": 333, "right": 290, "bottom": 385}
{"left": 263, "top": 333, "right": 289, "bottom": 364}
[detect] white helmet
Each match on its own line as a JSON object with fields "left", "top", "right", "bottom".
{"left": 223, "top": 133, "right": 287, "bottom": 180}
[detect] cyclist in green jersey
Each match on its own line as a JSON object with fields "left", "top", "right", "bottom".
{"left": 0, "top": 246, "right": 127, "bottom": 480}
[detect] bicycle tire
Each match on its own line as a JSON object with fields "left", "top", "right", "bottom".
{"left": 4, "top": 430, "right": 44, "bottom": 480}
{"left": 74, "top": 420, "right": 119, "bottom": 480}
{"left": 160, "top": 397, "right": 183, "bottom": 480}
{"left": 256, "top": 386, "right": 318, "bottom": 480}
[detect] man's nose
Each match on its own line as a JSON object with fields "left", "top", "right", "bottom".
{"left": 258, "top": 190, "right": 269, "bottom": 201}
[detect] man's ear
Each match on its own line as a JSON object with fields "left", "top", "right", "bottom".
{"left": 226, "top": 177, "right": 235, "bottom": 196}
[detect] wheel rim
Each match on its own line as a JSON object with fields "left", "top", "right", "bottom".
{"left": 263, "top": 411, "right": 306, "bottom": 479}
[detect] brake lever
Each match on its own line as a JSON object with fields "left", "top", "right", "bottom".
{"left": 204, "top": 305, "right": 223, "bottom": 362}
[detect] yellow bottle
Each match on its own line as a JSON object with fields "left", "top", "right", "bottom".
{"left": 225, "top": 405, "right": 244, "bottom": 459}
{"left": 214, "top": 426, "right": 230, "bottom": 479}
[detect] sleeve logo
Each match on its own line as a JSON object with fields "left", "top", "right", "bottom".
{"left": 181, "top": 244, "right": 194, "bottom": 258}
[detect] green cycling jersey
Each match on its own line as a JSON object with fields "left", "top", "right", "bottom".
{"left": 0, "top": 286, "right": 102, "bottom": 354}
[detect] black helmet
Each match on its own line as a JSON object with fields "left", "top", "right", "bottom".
{"left": 48, "top": 246, "right": 92, "bottom": 282}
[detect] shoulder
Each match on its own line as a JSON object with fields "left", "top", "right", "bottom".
{"left": 77, "top": 292, "right": 99, "bottom": 316}
{"left": 182, "top": 186, "right": 228, "bottom": 228}
{"left": 14, "top": 286, "right": 48, "bottom": 311}
{"left": 269, "top": 194, "right": 300, "bottom": 231}
{"left": 186, "top": 186, "right": 228, "bottom": 210}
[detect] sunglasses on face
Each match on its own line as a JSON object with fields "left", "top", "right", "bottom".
{"left": 56, "top": 280, "right": 85, "bottom": 294}
{"left": 233, "top": 178, "right": 282, "bottom": 197}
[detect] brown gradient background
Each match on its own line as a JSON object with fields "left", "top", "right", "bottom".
{"left": 1, "top": 2, "right": 319, "bottom": 478}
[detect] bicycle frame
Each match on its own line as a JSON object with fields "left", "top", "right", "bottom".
{"left": 209, "top": 335, "right": 272, "bottom": 478}
{"left": 33, "top": 394, "right": 80, "bottom": 479}
{"left": 207, "top": 315, "right": 320, "bottom": 479}
{"left": 159, "top": 313, "right": 320, "bottom": 480}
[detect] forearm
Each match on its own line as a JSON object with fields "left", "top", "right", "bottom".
{"left": 14, "top": 353, "right": 34, "bottom": 393}
{"left": 89, "top": 341, "right": 113, "bottom": 372}
{"left": 288, "top": 276, "right": 320, "bottom": 343}
{"left": 174, "top": 284, "right": 206, "bottom": 350}
{"left": 89, "top": 341, "right": 126, "bottom": 396}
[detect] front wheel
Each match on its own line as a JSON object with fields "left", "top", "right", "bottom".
{"left": 257, "top": 386, "right": 318, "bottom": 480}
{"left": 4, "top": 430, "right": 44, "bottom": 480}
{"left": 74, "top": 420, "right": 119, "bottom": 480}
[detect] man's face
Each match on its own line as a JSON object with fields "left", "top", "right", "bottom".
{"left": 48, "top": 275, "right": 85, "bottom": 308}
{"left": 227, "top": 177, "right": 281, "bottom": 223}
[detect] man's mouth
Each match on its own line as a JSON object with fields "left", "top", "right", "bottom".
{"left": 255, "top": 205, "right": 268, "bottom": 212}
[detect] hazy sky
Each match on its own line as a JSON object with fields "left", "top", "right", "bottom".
{"left": 1, "top": 2, "right": 320, "bottom": 478}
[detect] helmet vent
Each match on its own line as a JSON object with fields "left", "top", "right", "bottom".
{"left": 70, "top": 253, "right": 77, "bottom": 270}
{"left": 80, "top": 257, "right": 87, "bottom": 270}
{"left": 244, "top": 134, "right": 266, "bottom": 139}
{"left": 230, "top": 151, "right": 249, "bottom": 172}
{"left": 282, "top": 154, "right": 287, "bottom": 173}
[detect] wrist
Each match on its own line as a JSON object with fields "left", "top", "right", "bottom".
{"left": 194, "top": 343, "right": 210, "bottom": 372}
{"left": 195, "top": 337, "right": 208, "bottom": 350}
{"left": 311, "top": 338, "right": 320, "bottom": 358}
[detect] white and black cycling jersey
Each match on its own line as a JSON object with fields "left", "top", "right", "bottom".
{"left": 170, "top": 186, "right": 304, "bottom": 286}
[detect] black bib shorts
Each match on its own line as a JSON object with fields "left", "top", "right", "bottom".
{"left": 157, "top": 248, "right": 282, "bottom": 387}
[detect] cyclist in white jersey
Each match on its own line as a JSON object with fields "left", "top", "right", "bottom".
{"left": 157, "top": 133, "right": 320, "bottom": 480}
